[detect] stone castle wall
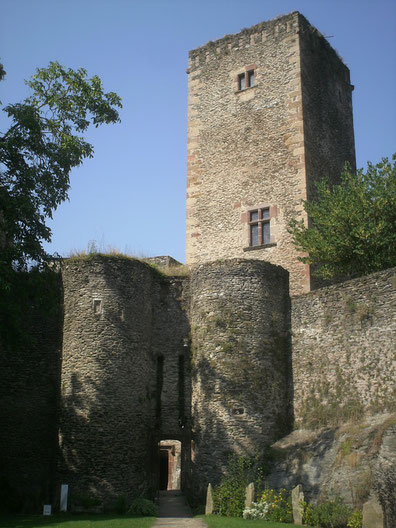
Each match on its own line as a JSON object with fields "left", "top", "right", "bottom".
{"left": 186, "top": 12, "right": 307, "bottom": 295}
{"left": 0, "top": 273, "right": 62, "bottom": 513}
{"left": 150, "top": 274, "right": 192, "bottom": 492}
{"left": 292, "top": 267, "right": 396, "bottom": 429}
{"left": 0, "top": 12, "right": 392, "bottom": 515}
{"left": 185, "top": 12, "right": 355, "bottom": 296}
{"left": 299, "top": 13, "right": 355, "bottom": 201}
{"left": 298, "top": 16, "right": 356, "bottom": 291}
{"left": 1, "top": 259, "right": 395, "bottom": 512}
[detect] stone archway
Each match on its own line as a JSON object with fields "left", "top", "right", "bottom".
{"left": 159, "top": 439, "right": 181, "bottom": 491}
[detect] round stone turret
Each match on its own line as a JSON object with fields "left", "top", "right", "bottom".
{"left": 189, "top": 259, "right": 292, "bottom": 496}
{"left": 59, "top": 256, "right": 156, "bottom": 506}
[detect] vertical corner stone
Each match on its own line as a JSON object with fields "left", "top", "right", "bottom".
{"left": 363, "top": 498, "right": 384, "bottom": 528}
{"left": 205, "top": 483, "right": 214, "bottom": 515}
{"left": 245, "top": 482, "right": 255, "bottom": 508}
{"left": 292, "top": 484, "right": 304, "bottom": 525}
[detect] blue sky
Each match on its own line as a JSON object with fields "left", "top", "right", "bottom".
{"left": 1, "top": 0, "right": 395, "bottom": 263}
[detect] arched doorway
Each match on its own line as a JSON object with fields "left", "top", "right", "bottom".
{"left": 159, "top": 439, "right": 181, "bottom": 491}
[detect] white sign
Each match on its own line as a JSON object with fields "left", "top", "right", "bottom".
{"left": 43, "top": 504, "right": 51, "bottom": 515}
{"left": 60, "top": 484, "right": 69, "bottom": 512}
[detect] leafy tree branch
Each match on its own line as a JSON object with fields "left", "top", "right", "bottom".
{"left": 0, "top": 61, "right": 122, "bottom": 288}
{"left": 288, "top": 155, "right": 396, "bottom": 280}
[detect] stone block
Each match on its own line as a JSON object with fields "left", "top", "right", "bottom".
{"left": 291, "top": 484, "right": 304, "bottom": 525}
{"left": 363, "top": 498, "right": 384, "bottom": 528}
{"left": 245, "top": 482, "right": 255, "bottom": 508}
{"left": 205, "top": 483, "right": 214, "bottom": 515}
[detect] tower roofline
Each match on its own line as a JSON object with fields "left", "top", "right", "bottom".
{"left": 188, "top": 11, "right": 346, "bottom": 69}
{"left": 189, "top": 11, "right": 300, "bottom": 56}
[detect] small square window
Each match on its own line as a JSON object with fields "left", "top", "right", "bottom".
{"left": 247, "top": 70, "right": 254, "bottom": 87}
{"left": 237, "top": 69, "right": 256, "bottom": 91}
{"left": 238, "top": 73, "right": 246, "bottom": 90}
{"left": 93, "top": 299, "right": 102, "bottom": 315}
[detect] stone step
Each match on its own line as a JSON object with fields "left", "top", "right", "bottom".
{"left": 153, "top": 492, "right": 208, "bottom": 528}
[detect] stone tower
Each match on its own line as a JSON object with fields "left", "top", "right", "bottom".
{"left": 185, "top": 12, "right": 355, "bottom": 295}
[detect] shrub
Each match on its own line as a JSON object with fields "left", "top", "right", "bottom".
{"left": 310, "top": 497, "right": 352, "bottom": 528}
{"left": 69, "top": 492, "right": 101, "bottom": 511}
{"left": 244, "top": 488, "right": 293, "bottom": 523}
{"left": 301, "top": 500, "right": 315, "bottom": 527}
{"left": 212, "top": 452, "right": 277, "bottom": 517}
{"left": 243, "top": 501, "right": 270, "bottom": 520}
{"left": 213, "top": 473, "right": 246, "bottom": 517}
{"left": 114, "top": 495, "right": 127, "bottom": 514}
{"left": 213, "top": 455, "right": 251, "bottom": 517}
{"left": 347, "top": 509, "right": 363, "bottom": 528}
{"left": 262, "top": 488, "right": 293, "bottom": 523}
{"left": 128, "top": 498, "right": 157, "bottom": 516}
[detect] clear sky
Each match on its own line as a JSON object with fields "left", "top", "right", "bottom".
{"left": 1, "top": 0, "right": 395, "bottom": 263}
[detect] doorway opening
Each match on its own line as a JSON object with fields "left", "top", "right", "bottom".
{"left": 159, "top": 439, "right": 181, "bottom": 491}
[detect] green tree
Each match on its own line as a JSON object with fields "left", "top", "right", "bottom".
{"left": 288, "top": 155, "right": 396, "bottom": 280}
{"left": 0, "top": 61, "right": 121, "bottom": 288}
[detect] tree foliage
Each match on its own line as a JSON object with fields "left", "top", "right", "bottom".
{"left": 288, "top": 155, "right": 396, "bottom": 280}
{"left": 0, "top": 61, "right": 121, "bottom": 287}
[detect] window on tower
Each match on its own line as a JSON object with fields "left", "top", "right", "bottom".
{"left": 243, "top": 205, "right": 277, "bottom": 252}
{"left": 249, "top": 208, "right": 270, "bottom": 246}
{"left": 247, "top": 69, "right": 255, "bottom": 87}
{"left": 238, "top": 72, "right": 246, "bottom": 90}
{"left": 237, "top": 67, "right": 256, "bottom": 91}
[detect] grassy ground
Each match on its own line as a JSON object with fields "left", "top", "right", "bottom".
{"left": 0, "top": 514, "right": 155, "bottom": 528}
{"left": 201, "top": 515, "right": 306, "bottom": 528}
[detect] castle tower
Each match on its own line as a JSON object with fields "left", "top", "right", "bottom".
{"left": 185, "top": 12, "right": 355, "bottom": 295}
{"left": 59, "top": 258, "right": 156, "bottom": 505}
{"left": 189, "top": 259, "right": 291, "bottom": 497}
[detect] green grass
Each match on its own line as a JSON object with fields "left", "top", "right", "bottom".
{"left": 0, "top": 514, "right": 155, "bottom": 528}
{"left": 201, "top": 516, "right": 305, "bottom": 528}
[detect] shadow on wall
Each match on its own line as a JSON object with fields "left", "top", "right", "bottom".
{"left": 188, "top": 259, "right": 293, "bottom": 502}
{"left": 59, "top": 369, "right": 156, "bottom": 511}
{"left": 0, "top": 270, "right": 63, "bottom": 513}
{"left": 59, "top": 257, "right": 191, "bottom": 512}
{"left": 59, "top": 258, "right": 159, "bottom": 511}
{"left": 190, "top": 352, "right": 293, "bottom": 501}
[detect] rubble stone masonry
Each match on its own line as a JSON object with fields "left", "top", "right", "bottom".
{"left": 1, "top": 259, "right": 395, "bottom": 511}
{"left": 59, "top": 257, "right": 190, "bottom": 507}
{"left": 189, "top": 259, "right": 292, "bottom": 497}
{"left": 292, "top": 267, "right": 396, "bottom": 428}
{"left": 185, "top": 12, "right": 355, "bottom": 295}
